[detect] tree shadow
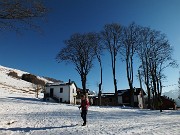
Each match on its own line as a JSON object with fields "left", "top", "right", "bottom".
{"left": 8, "top": 97, "right": 41, "bottom": 102}
{"left": 7, "top": 96, "right": 59, "bottom": 105}
{"left": 0, "top": 124, "right": 78, "bottom": 132}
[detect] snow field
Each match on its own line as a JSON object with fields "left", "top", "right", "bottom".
{"left": 0, "top": 65, "right": 180, "bottom": 135}
{"left": 0, "top": 88, "right": 180, "bottom": 135}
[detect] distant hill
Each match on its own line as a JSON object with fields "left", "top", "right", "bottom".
{"left": 163, "top": 89, "right": 178, "bottom": 99}
{"left": 0, "top": 65, "right": 58, "bottom": 95}
{"left": 163, "top": 89, "right": 180, "bottom": 107}
{"left": 43, "top": 76, "right": 63, "bottom": 83}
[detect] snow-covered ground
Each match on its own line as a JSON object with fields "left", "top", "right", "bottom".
{"left": 0, "top": 65, "right": 180, "bottom": 134}
{"left": 0, "top": 88, "right": 180, "bottom": 135}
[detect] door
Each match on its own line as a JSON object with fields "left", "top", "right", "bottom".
{"left": 50, "top": 88, "right": 54, "bottom": 97}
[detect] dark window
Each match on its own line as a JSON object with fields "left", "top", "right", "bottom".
{"left": 109, "top": 98, "right": 112, "bottom": 102}
{"left": 60, "top": 88, "right": 63, "bottom": 93}
{"left": 60, "top": 98, "right": 62, "bottom": 102}
{"left": 50, "top": 88, "right": 54, "bottom": 97}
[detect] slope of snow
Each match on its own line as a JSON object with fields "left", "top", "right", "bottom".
{"left": 0, "top": 65, "right": 27, "bottom": 76}
{"left": 0, "top": 67, "right": 35, "bottom": 94}
{"left": 0, "top": 88, "right": 180, "bottom": 135}
{"left": 0, "top": 65, "right": 51, "bottom": 83}
{"left": 0, "top": 65, "right": 51, "bottom": 94}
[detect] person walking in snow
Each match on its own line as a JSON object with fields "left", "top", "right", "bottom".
{"left": 78, "top": 94, "right": 89, "bottom": 126}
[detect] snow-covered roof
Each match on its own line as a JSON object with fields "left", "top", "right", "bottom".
{"left": 118, "top": 90, "right": 127, "bottom": 96}
{"left": 118, "top": 88, "right": 146, "bottom": 95}
{"left": 45, "top": 81, "right": 76, "bottom": 87}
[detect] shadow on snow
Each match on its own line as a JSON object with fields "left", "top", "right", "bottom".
{"left": 0, "top": 125, "right": 78, "bottom": 132}
{"left": 8, "top": 96, "right": 41, "bottom": 102}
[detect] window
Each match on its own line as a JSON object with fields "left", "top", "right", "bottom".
{"left": 50, "top": 88, "right": 54, "bottom": 97}
{"left": 72, "top": 89, "right": 74, "bottom": 93}
{"left": 60, "top": 88, "right": 63, "bottom": 93}
{"left": 60, "top": 98, "right": 62, "bottom": 102}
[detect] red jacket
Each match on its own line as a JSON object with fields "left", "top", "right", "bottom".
{"left": 80, "top": 99, "right": 89, "bottom": 110}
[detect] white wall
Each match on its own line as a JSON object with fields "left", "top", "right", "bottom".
{"left": 59, "top": 85, "right": 70, "bottom": 103}
{"left": 69, "top": 83, "right": 77, "bottom": 104}
{"left": 134, "top": 95, "right": 138, "bottom": 102}
{"left": 45, "top": 83, "right": 77, "bottom": 104}
{"left": 118, "top": 96, "right": 123, "bottom": 104}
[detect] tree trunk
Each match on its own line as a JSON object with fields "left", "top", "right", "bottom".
{"left": 98, "top": 83, "right": 102, "bottom": 106}
{"left": 81, "top": 73, "right": 87, "bottom": 95}
{"left": 113, "top": 67, "right": 118, "bottom": 105}
{"left": 98, "top": 65, "right": 102, "bottom": 106}
{"left": 97, "top": 55, "right": 103, "bottom": 106}
{"left": 126, "top": 57, "right": 134, "bottom": 107}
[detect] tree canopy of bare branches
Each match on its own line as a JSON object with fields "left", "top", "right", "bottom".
{"left": 94, "top": 33, "right": 103, "bottom": 105}
{"left": 56, "top": 33, "right": 99, "bottom": 94}
{"left": 101, "top": 23, "right": 122, "bottom": 105}
{"left": 56, "top": 22, "right": 178, "bottom": 108}
{"left": 120, "top": 22, "right": 140, "bottom": 107}
{"left": 0, "top": 0, "right": 47, "bottom": 33}
{"left": 137, "top": 27, "right": 178, "bottom": 109}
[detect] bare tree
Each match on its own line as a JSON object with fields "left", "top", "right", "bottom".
{"left": 94, "top": 33, "right": 103, "bottom": 106}
{"left": 137, "top": 27, "right": 152, "bottom": 109}
{"left": 56, "top": 33, "right": 99, "bottom": 94}
{"left": 120, "top": 22, "right": 140, "bottom": 107}
{"left": 138, "top": 27, "right": 178, "bottom": 109}
{"left": 34, "top": 84, "right": 41, "bottom": 98}
{"left": 101, "top": 23, "right": 122, "bottom": 105}
{"left": 0, "top": 0, "right": 47, "bottom": 33}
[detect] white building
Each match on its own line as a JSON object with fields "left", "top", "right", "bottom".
{"left": 45, "top": 81, "right": 77, "bottom": 104}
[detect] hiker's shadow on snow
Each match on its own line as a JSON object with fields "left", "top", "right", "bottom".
{"left": 0, "top": 125, "right": 78, "bottom": 132}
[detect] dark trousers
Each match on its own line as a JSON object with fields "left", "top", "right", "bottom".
{"left": 81, "top": 110, "right": 87, "bottom": 124}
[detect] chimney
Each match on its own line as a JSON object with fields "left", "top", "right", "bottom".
{"left": 69, "top": 79, "right": 71, "bottom": 84}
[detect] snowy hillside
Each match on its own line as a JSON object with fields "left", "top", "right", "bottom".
{"left": 163, "top": 89, "right": 180, "bottom": 107}
{"left": 163, "top": 89, "right": 179, "bottom": 99}
{"left": 0, "top": 65, "right": 51, "bottom": 95}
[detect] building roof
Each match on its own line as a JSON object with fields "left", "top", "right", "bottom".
{"left": 118, "top": 90, "right": 127, "bottom": 96}
{"left": 101, "top": 93, "right": 115, "bottom": 96}
{"left": 45, "top": 81, "right": 77, "bottom": 87}
{"left": 118, "top": 88, "right": 146, "bottom": 95}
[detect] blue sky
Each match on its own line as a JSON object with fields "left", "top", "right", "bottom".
{"left": 0, "top": 0, "right": 179, "bottom": 93}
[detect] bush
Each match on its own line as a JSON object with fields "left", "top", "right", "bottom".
{"left": 8, "top": 71, "right": 20, "bottom": 79}
{"left": 43, "top": 76, "right": 63, "bottom": 83}
{"left": 22, "top": 74, "right": 45, "bottom": 86}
